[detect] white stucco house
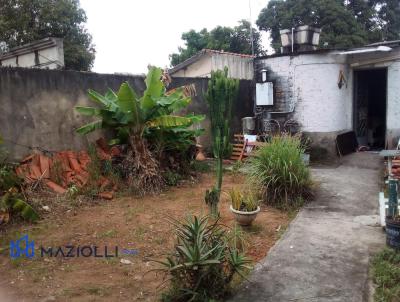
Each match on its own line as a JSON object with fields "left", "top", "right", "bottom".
{"left": 0, "top": 37, "right": 64, "bottom": 69}
{"left": 170, "top": 40, "right": 400, "bottom": 156}
{"left": 256, "top": 40, "right": 400, "bottom": 155}
{"left": 169, "top": 49, "right": 254, "bottom": 80}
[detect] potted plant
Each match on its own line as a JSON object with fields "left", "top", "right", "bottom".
{"left": 227, "top": 189, "right": 260, "bottom": 226}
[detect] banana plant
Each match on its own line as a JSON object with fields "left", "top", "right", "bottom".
{"left": 75, "top": 67, "right": 204, "bottom": 192}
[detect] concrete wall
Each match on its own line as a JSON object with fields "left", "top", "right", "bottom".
{"left": 0, "top": 68, "right": 253, "bottom": 160}
{"left": 387, "top": 61, "right": 400, "bottom": 146}
{"left": 0, "top": 38, "right": 64, "bottom": 69}
{"left": 172, "top": 53, "right": 254, "bottom": 80}
{"left": 0, "top": 68, "right": 145, "bottom": 160}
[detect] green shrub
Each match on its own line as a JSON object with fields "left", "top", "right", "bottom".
{"left": 163, "top": 170, "right": 182, "bottom": 186}
{"left": 156, "top": 215, "right": 251, "bottom": 302}
{"left": 0, "top": 137, "right": 38, "bottom": 222}
{"left": 190, "top": 160, "right": 211, "bottom": 173}
{"left": 246, "top": 135, "right": 312, "bottom": 209}
{"left": 372, "top": 248, "right": 400, "bottom": 302}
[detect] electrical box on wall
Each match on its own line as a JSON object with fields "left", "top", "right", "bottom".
{"left": 256, "top": 82, "right": 274, "bottom": 106}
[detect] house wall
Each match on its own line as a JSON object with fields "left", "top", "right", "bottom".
{"left": 0, "top": 39, "right": 64, "bottom": 69}
{"left": 347, "top": 48, "right": 400, "bottom": 147}
{"left": 211, "top": 54, "right": 253, "bottom": 80}
{"left": 172, "top": 53, "right": 254, "bottom": 80}
{"left": 256, "top": 53, "right": 352, "bottom": 156}
{"left": 387, "top": 61, "right": 400, "bottom": 146}
{"left": 171, "top": 55, "right": 212, "bottom": 78}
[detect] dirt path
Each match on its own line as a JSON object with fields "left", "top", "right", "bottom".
{"left": 0, "top": 173, "right": 289, "bottom": 302}
{"left": 230, "top": 153, "right": 385, "bottom": 302}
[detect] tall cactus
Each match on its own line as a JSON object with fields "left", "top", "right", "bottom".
{"left": 205, "top": 68, "right": 239, "bottom": 216}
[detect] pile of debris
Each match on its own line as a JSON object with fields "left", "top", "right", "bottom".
{"left": 15, "top": 139, "right": 121, "bottom": 199}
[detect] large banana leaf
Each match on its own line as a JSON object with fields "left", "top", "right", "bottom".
{"left": 185, "top": 113, "right": 205, "bottom": 123}
{"left": 147, "top": 115, "right": 195, "bottom": 128}
{"left": 75, "top": 106, "right": 100, "bottom": 116}
{"left": 76, "top": 120, "right": 103, "bottom": 134}
{"left": 141, "top": 67, "right": 163, "bottom": 110}
{"left": 117, "top": 82, "right": 139, "bottom": 113}
{"left": 88, "top": 89, "right": 112, "bottom": 106}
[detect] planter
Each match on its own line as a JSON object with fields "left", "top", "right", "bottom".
{"left": 229, "top": 205, "right": 260, "bottom": 226}
{"left": 385, "top": 217, "right": 400, "bottom": 249}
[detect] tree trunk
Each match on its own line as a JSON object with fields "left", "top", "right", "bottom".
{"left": 125, "top": 135, "right": 164, "bottom": 194}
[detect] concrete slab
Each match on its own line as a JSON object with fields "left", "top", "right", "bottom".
{"left": 230, "top": 153, "right": 385, "bottom": 302}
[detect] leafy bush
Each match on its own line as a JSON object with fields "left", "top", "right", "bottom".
{"left": 0, "top": 136, "right": 38, "bottom": 223}
{"left": 372, "top": 248, "right": 400, "bottom": 301}
{"left": 190, "top": 160, "right": 211, "bottom": 173}
{"left": 246, "top": 135, "right": 312, "bottom": 209}
{"left": 163, "top": 170, "right": 182, "bottom": 186}
{"left": 0, "top": 190, "right": 39, "bottom": 222}
{"left": 156, "top": 215, "right": 251, "bottom": 302}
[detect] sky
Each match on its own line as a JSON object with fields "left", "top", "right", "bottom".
{"left": 80, "top": 0, "right": 270, "bottom": 74}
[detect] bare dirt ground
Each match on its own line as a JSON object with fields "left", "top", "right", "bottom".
{"left": 0, "top": 172, "right": 289, "bottom": 302}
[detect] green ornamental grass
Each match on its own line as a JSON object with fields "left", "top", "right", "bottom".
{"left": 246, "top": 135, "right": 312, "bottom": 209}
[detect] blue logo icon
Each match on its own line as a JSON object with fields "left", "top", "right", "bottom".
{"left": 10, "top": 234, "right": 35, "bottom": 259}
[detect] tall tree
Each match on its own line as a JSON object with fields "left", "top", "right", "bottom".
{"left": 170, "top": 20, "right": 264, "bottom": 66}
{"left": 0, "top": 0, "right": 95, "bottom": 71}
{"left": 257, "top": 0, "right": 400, "bottom": 52}
{"left": 376, "top": 0, "right": 400, "bottom": 41}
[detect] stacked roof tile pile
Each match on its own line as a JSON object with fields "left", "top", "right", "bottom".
{"left": 15, "top": 139, "right": 121, "bottom": 199}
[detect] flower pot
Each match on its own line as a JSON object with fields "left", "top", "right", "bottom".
{"left": 229, "top": 205, "right": 260, "bottom": 226}
{"left": 386, "top": 217, "right": 400, "bottom": 249}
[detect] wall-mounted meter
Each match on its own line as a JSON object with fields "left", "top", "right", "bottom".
{"left": 256, "top": 82, "right": 274, "bottom": 106}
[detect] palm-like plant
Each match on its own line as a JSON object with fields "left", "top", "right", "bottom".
{"left": 76, "top": 67, "right": 203, "bottom": 193}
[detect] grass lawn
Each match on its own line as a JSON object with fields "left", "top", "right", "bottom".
{"left": 0, "top": 172, "right": 290, "bottom": 301}
{"left": 371, "top": 248, "right": 400, "bottom": 302}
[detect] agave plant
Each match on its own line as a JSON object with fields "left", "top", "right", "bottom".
{"left": 155, "top": 215, "right": 251, "bottom": 301}
{"left": 76, "top": 67, "right": 204, "bottom": 193}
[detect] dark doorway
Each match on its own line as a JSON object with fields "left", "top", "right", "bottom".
{"left": 353, "top": 68, "right": 387, "bottom": 149}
